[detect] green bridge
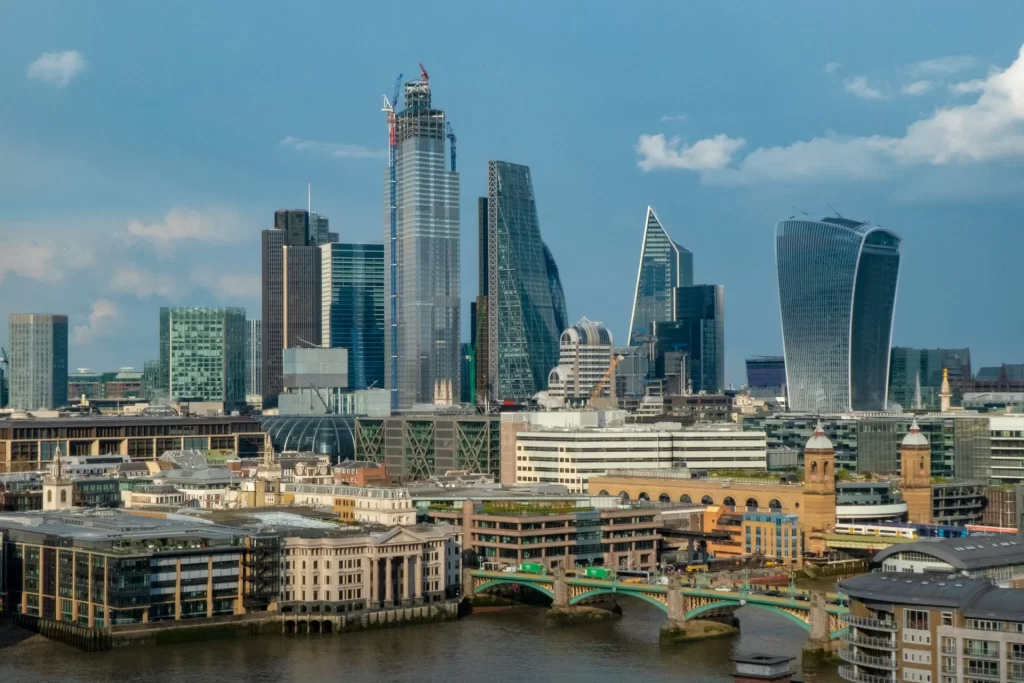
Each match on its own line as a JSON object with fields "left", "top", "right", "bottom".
{"left": 466, "top": 569, "right": 848, "bottom": 642}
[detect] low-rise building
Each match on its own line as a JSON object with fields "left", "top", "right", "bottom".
{"left": 872, "top": 536, "right": 1024, "bottom": 586}
{"left": 124, "top": 484, "right": 186, "bottom": 508}
{"left": 153, "top": 468, "right": 239, "bottom": 510}
{"left": 332, "top": 460, "right": 389, "bottom": 487}
{"left": 281, "top": 483, "right": 416, "bottom": 525}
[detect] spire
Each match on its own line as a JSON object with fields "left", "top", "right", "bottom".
{"left": 263, "top": 431, "right": 275, "bottom": 468}
{"left": 51, "top": 444, "right": 66, "bottom": 483}
{"left": 939, "top": 367, "right": 952, "bottom": 413}
{"left": 913, "top": 371, "right": 923, "bottom": 411}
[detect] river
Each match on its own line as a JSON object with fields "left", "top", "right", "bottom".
{"left": 0, "top": 602, "right": 843, "bottom": 683}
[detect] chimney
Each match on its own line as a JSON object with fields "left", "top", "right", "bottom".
{"left": 732, "top": 655, "right": 795, "bottom": 683}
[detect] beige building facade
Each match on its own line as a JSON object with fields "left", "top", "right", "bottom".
{"left": 281, "top": 483, "right": 416, "bottom": 525}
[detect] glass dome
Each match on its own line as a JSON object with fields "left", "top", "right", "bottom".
{"left": 259, "top": 415, "right": 357, "bottom": 461}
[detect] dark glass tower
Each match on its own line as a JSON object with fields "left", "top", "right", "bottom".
{"left": 480, "top": 161, "right": 567, "bottom": 403}
{"left": 746, "top": 356, "right": 787, "bottom": 398}
{"left": 776, "top": 217, "right": 901, "bottom": 412}
{"left": 321, "top": 243, "right": 385, "bottom": 391}
{"left": 673, "top": 284, "right": 725, "bottom": 394}
{"left": 629, "top": 206, "right": 693, "bottom": 344}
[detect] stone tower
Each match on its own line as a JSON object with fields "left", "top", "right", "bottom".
{"left": 901, "top": 419, "right": 933, "bottom": 524}
{"left": 939, "top": 368, "right": 952, "bottom": 413}
{"left": 802, "top": 422, "right": 836, "bottom": 551}
{"left": 42, "top": 445, "right": 73, "bottom": 511}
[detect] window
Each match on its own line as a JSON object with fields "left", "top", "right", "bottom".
{"left": 905, "top": 608, "right": 929, "bottom": 631}
{"left": 967, "top": 619, "right": 1001, "bottom": 631}
{"left": 942, "top": 612, "right": 953, "bottom": 626}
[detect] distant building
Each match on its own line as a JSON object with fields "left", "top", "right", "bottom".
{"left": 67, "top": 368, "right": 103, "bottom": 400}
{"left": 776, "top": 217, "right": 901, "bottom": 412}
{"left": 988, "top": 415, "right": 1024, "bottom": 484}
{"left": 159, "top": 307, "right": 246, "bottom": 409}
{"left": 673, "top": 284, "right": 725, "bottom": 394}
{"left": 8, "top": 313, "right": 68, "bottom": 411}
{"left": 628, "top": 206, "right": 693, "bottom": 345}
{"left": 745, "top": 356, "right": 786, "bottom": 399}
{"left": 320, "top": 243, "right": 385, "bottom": 390}
{"left": 547, "top": 318, "right": 615, "bottom": 404}
{"left": 971, "top": 363, "right": 1024, "bottom": 393}
{"left": 276, "top": 347, "right": 348, "bottom": 415}
{"left": 245, "top": 319, "right": 262, "bottom": 397}
{"left": 142, "top": 358, "right": 163, "bottom": 401}
{"left": 888, "top": 347, "right": 970, "bottom": 410}
{"left": 871, "top": 538, "right": 1024, "bottom": 584}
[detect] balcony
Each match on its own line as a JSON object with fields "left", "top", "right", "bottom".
{"left": 843, "top": 632, "right": 897, "bottom": 650}
{"left": 838, "top": 665, "right": 896, "bottom": 683}
{"left": 964, "top": 648, "right": 1001, "bottom": 660}
{"left": 964, "top": 668, "right": 1000, "bottom": 681}
{"left": 840, "top": 649, "right": 899, "bottom": 670}
{"left": 844, "top": 614, "right": 898, "bottom": 631}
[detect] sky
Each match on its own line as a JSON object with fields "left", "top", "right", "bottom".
{"left": 3, "top": 2, "right": 1024, "bottom": 386}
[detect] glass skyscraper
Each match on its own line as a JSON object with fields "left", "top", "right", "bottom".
{"left": 7, "top": 313, "right": 68, "bottom": 410}
{"left": 245, "top": 319, "right": 261, "bottom": 397}
{"left": 385, "top": 73, "right": 460, "bottom": 408}
{"left": 745, "top": 356, "right": 787, "bottom": 399}
{"left": 629, "top": 206, "right": 693, "bottom": 344}
{"left": 478, "top": 161, "right": 567, "bottom": 402}
{"left": 674, "top": 284, "right": 725, "bottom": 394}
{"left": 159, "top": 307, "right": 246, "bottom": 408}
{"left": 321, "top": 243, "right": 385, "bottom": 391}
{"left": 776, "top": 217, "right": 901, "bottom": 412}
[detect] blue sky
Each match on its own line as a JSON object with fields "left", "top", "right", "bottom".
{"left": 3, "top": 2, "right": 1024, "bottom": 385}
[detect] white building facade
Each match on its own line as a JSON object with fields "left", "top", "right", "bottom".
{"left": 281, "top": 483, "right": 416, "bottom": 525}
{"left": 547, "top": 318, "right": 615, "bottom": 403}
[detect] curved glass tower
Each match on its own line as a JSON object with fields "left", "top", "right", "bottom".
{"left": 629, "top": 206, "right": 693, "bottom": 344}
{"left": 776, "top": 217, "right": 901, "bottom": 413}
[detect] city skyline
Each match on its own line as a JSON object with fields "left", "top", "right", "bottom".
{"left": 4, "top": 4, "right": 1024, "bottom": 385}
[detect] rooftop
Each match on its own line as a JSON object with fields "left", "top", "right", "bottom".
{"left": 840, "top": 573, "right": 1024, "bottom": 621}
{"left": 872, "top": 536, "right": 1024, "bottom": 571}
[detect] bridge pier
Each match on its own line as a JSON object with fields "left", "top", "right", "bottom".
{"left": 801, "top": 593, "right": 839, "bottom": 663}
{"left": 660, "top": 575, "right": 739, "bottom": 644}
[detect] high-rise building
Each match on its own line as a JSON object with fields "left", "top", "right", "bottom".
{"left": 261, "top": 209, "right": 336, "bottom": 408}
{"left": 674, "top": 284, "right": 725, "bottom": 394}
{"left": 746, "top": 356, "right": 787, "bottom": 399}
{"left": 476, "top": 161, "right": 566, "bottom": 403}
{"left": 547, "top": 319, "right": 615, "bottom": 403}
{"left": 321, "top": 243, "right": 385, "bottom": 391}
{"left": 7, "top": 313, "right": 68, "bottom": 411}
{"left": 384, "top": 70, "right": 460, "bottom": 409}
{"left": 888, "top": 347, "right": 970, "bottom": 410}
{"left": 628, "top": 207, "right": 693, "bottom": 345}
{"left": 776, "top": 217, "right": 901, "bottom": 412}
{"left": 159, "top": 307, "right": 246, "bottom": 408}
{"left": 142, "top": 358, "right": 163, "bottom": 401}
{"left": 245, "top": 319, "right": 262, "bottom": 398}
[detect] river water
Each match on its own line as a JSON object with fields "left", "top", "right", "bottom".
{"left": 0, "top": 602, "right": 843, "bottom": 683}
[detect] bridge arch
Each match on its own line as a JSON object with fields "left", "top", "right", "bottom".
{"left": 701, "top": 495, "right": 714, "bottom": 505}
{"left": 685, "top": 600, "right": 811, "bottom": 632}
{"left": 659, "top": 493, "right": 671, "bottom": 503}
{"left": 568, "top": 587, "right": 670, "bottom": 612}
{"left": 474, "top": 579, "right": 555, "bottom": 600}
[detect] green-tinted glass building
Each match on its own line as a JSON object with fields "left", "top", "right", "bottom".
{"left": 159, "top": 307, "right": 245, "bottom": 408}
{"left": 888, "top": 347, "right": 971, "bottom": 410}
{"left": 628, "top": 207, "right": 693, "bottom": 345}
{"left": 320, "top": 243, "right": 385, "bottom": 390}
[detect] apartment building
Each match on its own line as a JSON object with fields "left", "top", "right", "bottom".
{"left": 838, "top": 573, "right": 1024, "bottom": 683}
{"left": 280, "top": 483, "right": 416, "bottom": 525}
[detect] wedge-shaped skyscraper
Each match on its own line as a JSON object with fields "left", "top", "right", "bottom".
{"left": 776, "top": 216, "right": 901, "bottom": 412}
{"left": 628, "top": 207, "right": 693, "bottom": 344}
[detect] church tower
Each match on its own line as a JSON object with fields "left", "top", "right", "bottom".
{"left": 901, "top": 419, "right": 933, "bottom": 524}
{"left": 43, "top": 445, "right": 73, "bottom": 511}
{"left": 802, "top": 422, "right": 836, "bottom": 551}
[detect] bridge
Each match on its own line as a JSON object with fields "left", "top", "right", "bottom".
{"left": 466, "top": 569, "right": 848, "bottom": 643}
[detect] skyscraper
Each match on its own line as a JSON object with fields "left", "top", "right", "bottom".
{"left": 7, "top": 313, "right": 68, "bottom": 410}
{"left": 776, "top": 216, "right": 901, "bottom": 412}
{"left": 159, "top": 307, "right": 246, "bottom": 407}
{"left": 674, "top": 284, "right": 725, "bottom": 394}
{"left": 628, "top": 206, "right": 693, "bottom": 345}
{"left": 261, "top": 209, "right": 336, "bottom": 408}
{"left": 321, "top": 243, "right": 385, "bottom": 390}
{"left": 477, "top": 161, "right": 566, "bottom": 403}
{"left": 245, "top": 319, "right": 262, "bottom": 397}
{"left": 385, "top": 69, "right": 460, "bottom": 408}
{"left": 745, "top": 356, "right": 787, "bottom": 399}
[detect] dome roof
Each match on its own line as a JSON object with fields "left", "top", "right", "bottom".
{"left": 805, "top": 421, "right": 834, "bottom": 451}
{"left": 902, "top": 419, "right": 929, "bottom": 448}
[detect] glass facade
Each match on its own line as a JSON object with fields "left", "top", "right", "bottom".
{"left": 746, "top": 356, "right": 787, "bottom": 398}
{"left": 674, "top": 284, "right": 725, "bottom": 394}
{"left": 7, "top": 313, "right": 68, "bottom": 411}
{"left": 888, "top": 347, "right": 971, "bottom": 410}
{"left": 776, "top": 217, "right": 901, "bottom": 412}
{"left": 159, "top": 307, "right": 246, "bottom": 407}
{"left": 628, "top": 207, "right": 693, "bottom": 345}
{"left": 245, "top": 319, "right": 261, "bottom": 397}
{"left": 482, "top": 161, "right": 566, "bottom": 402}
{"left": 321, "top": 243, "right": 385, "bottom": 390}
{"left": 260, "top": 415, "right": 356, "bottom": 459}
{"left": 385, "top": 76, "right": 460, "bottom": 409}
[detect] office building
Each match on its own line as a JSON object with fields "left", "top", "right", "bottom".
{"left": 889, "top": 347, "right": 971, "bottom": 410}
{"left": 547, "top": 318, "right": 615, "bottom": 404}
{"left": 245, "top": 320, "right": 262, "bottom": 398}
{"left": 674, "top": 284, "right": 725, "bottom": 394}
{"left": 746, "top": 356, "right": 786, "bottom": 399}
{"left": 276, "top": 347, "right": 348, "bottom": 416}
{"left": 971, "top": 364, "right": 1024, "bottom": 393}
{"left": 262, "top": 209, "right": 336, "bottom": 408}
{"left": 159, "top": 307, "right": 246, "bottom": 408}
{"left": 615, "top": 345, "right": 650, "bottom": 402}
{"left": 7, "top": 313, "right": 68, "bottom": 411}
{"left": 460, "top": 343, "right": 474, "bottom": 404}
{"left": 477, "top": 161, "right": 566, "bottom": 403}
{"left": 838, "top": 572, "right": 1024, "bottom": 683}
{"left": 990, "top": 415, "right": 1024, "bottom": 484}
{"left": 776, "top": 217, "right": 901, "bottom": 412}
{"left": 628, "top": 207, "right": 693, "bottom": 345}
{"left": 385, "top": 70, "right": 460, "bottom": 410}
{"left": 321, "top": 243, "right": 385, "bottom": 391}
{"left": 142, "top": 359, "right": 164, "bottom": 401}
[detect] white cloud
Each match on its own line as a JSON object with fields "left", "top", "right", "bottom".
{"left": 72, "top": 300, "right": 118, "bottom": 344}
{"left": 109, "top": 265, "right": 184, "bottom": 299}
{"left": 635, "top": 134, "right": 746, "bottom": 171}
{"left": 638, "top": 43, "right": 1024, "bottom": 185}
{"left": 824, "top": 61, "right": 841, "bottom": 75}
{"left": 844, "top": 76, "right": 886, "bottom": 100}
{"left": 949, "top": 78, "right": 986, "bottom": 95}
{"left": 0, "top": 243, "right": 58, "bottom": 282}
{"left": 191, "top": 269, "right": 259, "bottom": 300}
{"left": 901, "top": 80, "right": 935, "bottom": 96}
{"left": 909, "top": 55, "right": 977, "bottom": 76}
{"left": 279, "top": 136, "right": 385, "bottom": 159}
{"left": 659, "top": 115, "right": 688, "bottom": 122}
{"left": 26, "top": 50, "right": 87, "bottom": 87}
{"left": 126, "top": 207, "right": 243, "bottom": 252}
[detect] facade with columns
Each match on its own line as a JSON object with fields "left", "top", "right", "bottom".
{"left": 279, "top": 525, "right": 461, "bottom": 612}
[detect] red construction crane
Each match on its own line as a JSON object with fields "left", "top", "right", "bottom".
{"left": 419, "top": 61, "right": 429, "bottom": 83}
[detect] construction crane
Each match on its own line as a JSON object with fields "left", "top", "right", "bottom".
{"left": 418, "top": 61, "right": 429, "bottom": 83}
{"left": 445, "top": 121, "right": 456, "bottom": 172}
{"left": 587, "top": 355, "right": 624, "bottom": 409}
